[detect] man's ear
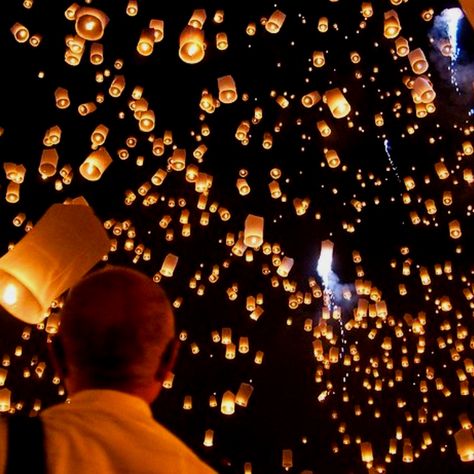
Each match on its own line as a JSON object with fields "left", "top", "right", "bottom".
{"left": 155, "top": 338, "right": 180, "bottom": 382}
{"left": 49, "top": 335, "right": 69, "bottom": 380}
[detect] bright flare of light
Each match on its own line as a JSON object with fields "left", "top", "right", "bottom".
{"left": 444, "top": 8, "right": 464, "bottom": 57}
{"left": 317, "top": 239, "right": 334, "bottom": 286}
{"left": 3, "top": 284, "right": 18, "bottom": 306}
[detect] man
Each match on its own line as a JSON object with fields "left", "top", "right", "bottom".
{"left": 0, "top": 266, "right": 216, "bottom": 473}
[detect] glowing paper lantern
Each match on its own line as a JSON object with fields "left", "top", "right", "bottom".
{"left": 395, "top": 37, "right": 410, "bottom": 57}
{"left": 137, "top": 28, "right": 155, "bottom": 56}
{"left": 277, "top": 256, "right": 294, "bottom": 277}
{"left": 79, "top": 147, "right": 113, "bottom": 181}
{"left": 54, "top": 87, "right": 70, "bottom": 109}
{"left": 179, "top": 26, "right": 205, "bottom": 64}
{"left": 0, "top": 203, "right": 109, "bottom": 324}
{"left": 0, "top": 388, "right": 11, "bottom": 412}
{"left": 312, "top": 51, "right": 325, "bottom": 67}
{"left": 5, "top": 182, "right": 20, "bottom": 204}
{"left": 455, "top": 428, "right": 474, "bottom": 461}
{"left": 160, "top": 253, "right": 179, "bottom": 277}
{"left": 265, "top": 10, "right": 286, "bottom": 33}
{"left": 244, "top": 214, "right": 264, "bottom": 248}
{"left": 39, "top": 149, "right": 59, "bottom": 178}
{"left": 10, "top": 23, "right": 29, "bottom": 43}
{"left": 75, "top": 7, "right": 109, "bottom": 41}
{"left": 408, "top": 48, "right": 428, "bottom": 74}
{"left": 325, "top": 88, "right": 351, "bottom": 118}
{"left": 449, "top": 220, "right": 462, "bottom": 239}
{"left": 218, "top": 75, "right": 238, "bottom": 104}
{"left": 189, "top": 9, "right": 207, "bottom": 29}
{"left": 301, "top": 91, "right": 321, "bottom": 108}
{"left": 325, "top": 149, "right": 341, "bottom": 168}
{"left": 109, "top": 75, "right": 126, "bottom": 97}
{"left": 149, "top": 19, "right": 164, "bottom": 42}
{"left": 384, "top": 10, "right": 401, "bottom": 39}
{"left": 221, "top": 391, "right": 235, "bottom": 415}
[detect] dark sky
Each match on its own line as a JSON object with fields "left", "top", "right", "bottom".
{"left": 0, "top": 1, "right": 474, "bottom": 473}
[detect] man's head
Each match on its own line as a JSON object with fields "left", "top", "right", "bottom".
{"left": 52, "top": 265, "right": 178, "bottom": 403}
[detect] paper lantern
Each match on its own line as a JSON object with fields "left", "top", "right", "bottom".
{"left": 408, "top": 48, "right": 428, "bottom": 74}
{"left": 413, "top": 76, "right": 435, "bottom": 103}
{"left": 438, "top": 38, "right": 452, "bottom": 57}
{"left": 79, "top": 147, "right": 113, "bottom": 181}
{"left": 216, "top": 32, "right": 228, "bottom": 50}
{"left": 325, "top": 149, "right": 341, "bottom": 168}
{"left": 395, "top": 37, "right": 410, "bottom": 57}
{"left": 88, "top": 42, "right": 104, "bottom": 65}
{"left": 203, "top": 429, "right": 214, "bottom": 447}
{"left": 218, "top": 75, "right": 238, "bottom": 104}
{"left": 455, "top": 428, "right": 474, "bottom": 461}
{"left": 244, "top": 215, "right": 264, "bottom": 248}
{"left": 54, "top": 87, "right": 70, "bottom": 109}
{"left": 0, "top": 203, "right": 109, "bottom": 324}
{"left": 139, "top": 110, "right": 155, "bottom": 132}
{"left": 179, "top": 26, "right": 205, "bottom": 64}
{"left": 137, "top": 28, "right": 155, "bottom": 56}
{"left": 361, "top": 442, "right": 373, "bottom": 463}
{"left": 189, "top": 9, "right": 207, "bottom": 29}
{"left": 384, "top": 10, "right": 401, "bottom": 39}
{"left": 221, "top": 391, "right": 235, "bottom": 415}
{"left": 160, "top": 253, "right": 178, "bottom": 277}
{"left": 75, "top": 7, "right": 109, "bottom": 41}
{"left": 449, "top": 220, "right": 462, "bottom": 239}
{"left": 325, "top": 88, "right": 351, "bottom": 118}
{"left": 282, "top": 449, "right": 293, "bottom": 469}
{"left": 318, "top": 17, "right": 329, "bottom": 32}
{"left": 246, "top": 22, "right": 257, "bottom": 36}
{"left": 265, "top": 10, "right": 286, "bottom": 33}
{"left": 361, "top": 2, "right": 373, "bottom": 18}
{"left": 109, "top": 75, "right": 126, "bottom": 97}
{"left": 0, "top": 388, "right": 11, "bottom": 412}
{"left": 126, "top": 0, "right": 138, "bottom": 16}
{"left": 39, "top": 149, "right": 59, "bottom": 179}
{"left": 463, "top": 141, "right": 473, "bottom": 155}
{"left": 301, "top": 91, "right": 321, "bottom": 108}
{"left": 312, "top": 51, "right": 325, "bottom": 67}
{"left": 276, "top": 256, "right": 294, "bottom": 277}
{"left": 91, "top": 124, "right": 109, "bottom": 148}
{"left": 5, "top": 182, "right": 20, "bottom": 203}
{"left": 149, "top": 19, "right": 164, "bottom": 42}
{"left": 10, "top": 23, "right": 29, "bottom": 43}
{"left": 78, "top": 102, "right": 97, "bottom": 116}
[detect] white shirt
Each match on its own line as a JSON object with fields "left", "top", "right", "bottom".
{"left": 0, "top": 390, "right": 216, "bottom": 474}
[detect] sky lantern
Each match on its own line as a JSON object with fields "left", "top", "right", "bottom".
{"left": 325, "top": 88, "right": 351, "bottom": 118}
{"left": 74, "top": 7, "right": 109, "bottom": 41}
{"left": 79, "top": 147, "right": 113, "bottom": 181}
{"left": 244, "top": 214, "right": 264, "bottom": 248}
{"left": 39, "top": 149, "right": 59, "bottom": 179}
{"left": 137, "top": 28, "right": 155, "bottom": 56}
{"left": 408, "top": 48, "right": 429, "bottom": 75}
{"left": 179, "top": 26, "right": 205, "bottom": 64}
{"left": 265, "top": 10, "right": 286, "bottom": 33}
{"left": 189, "top": 9, "right": 207, "bottom": 29}
{"left": 384, "top": 10, "right": 401, "bottom": 39}
{"left": 0, "top": 203, "right": 109, "bottom": 324}
{"left": 218, "top": 75, "right": 238, "bottom": 104}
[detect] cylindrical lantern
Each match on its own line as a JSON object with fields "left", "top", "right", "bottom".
{"left": 137, "top": 28, "right": 155, "bottom": 56}
{"left": 449, "top": 220, "right": 462, "bottom": 239}
{"left": 5, "top": 182, "right": 20, "bottom": 204}
{"left": 0, "top": 203, "right": 109, "bottom": 323}
{"left": 384, "top": 10, "right": 401, "bottom": 39}
{"left": 149, "top": 19, "right": 164, "bottom": 42}
{"left": 413, "top": 76, "right": 435, "bottom": 103}
{"left": 244, "top": 214, "right": 264, "bottom": 248}
{"left": 325, "top": 88, "right": 351, "bottom": 118}
{"left": 277, "top": 256, "right": 294, "bottom": 277}
{"left": 109, "top": 75, "right": 126, "bottom": 97}
{"left": 325, "top": 149, "right": 340, "bottom": 168}
{"left": 221, "top": 391, "right": 235, "bottom": 415}
{"left": 455, "top": 428, "right": 474, "bottom": 462}
{"left": 10, "top": 23, "right": 29, "bottom": 43}
{"left": 160, "top": 253, "right": 179, "bottom": 277}
{"left": 39, "top": 149, "right": 59, "bottom": 178}
{"left": 218, "top": 75, "right": 238, "bottom": 104}
{"left": 54, "top": 87, "right": 70, "bottom": 109}
{"left": 189, "top": 9, "right": 206, "bottom": 29}
{"left": 265, "top": 10, "right": 286, "bottom": 33}
{"left": 395, "top": 36, "right": 410, "bottom": 57}
{"left": 360, "top": 441, "right": 373, "bottom": 463}
{"left": 203, "top": 429, "right": 214, "bottom": 447}
{"left": 79, "top": 147, "right": 113, "bottom": 181}
{"left": 312, "top": 51, "right": 325, "bottom": 67}
{"left": 89, "top": 42, "right": 104, "bottom": 65}
{"left": 139, "top": 110, "right": 155, "bottom": 132}
{"left": 168, "top": 148, "right": 186, "bottom": 171}
{"left": 216, "top": 32, "right": 228, "bottom": 50}
{"left": 301, "top": 91, "right": 321, "bottom": 108}
{"left": 179, "top": 26, "right": 205, "bottom": 64}
{"left": 91, "top": 124, "right": 109, "bottom": 148}
{"left": 408, "top": 48, "right": 428, "bottom": 74}
{"left": 75, "top": 7, "right": 109, "bottom": 41}
{"left": 0, "top": 388, "right": 11, "bottom": 412}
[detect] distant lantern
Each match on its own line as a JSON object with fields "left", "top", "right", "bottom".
{"left": 244, "top": 214, "right": 264, "bottom": 248}
{"left": 39, "top": 149, "right": 59, "bottom": 178}
{"left": 277, "top": 256, "right": 294, "bottom": 277}
{"left": 91, "top": 124, "right": 109, "bottom": 148}
{"left": 282, "top": 449, "right": 293, "bottom": 470}
{"left": 0, "top": 203, "right": 109, "bottom": 324}
{"left": 237, "top": 178, "right": 250, "bottom": 196}
{"left": 221, "top": 391, "right": 235, "bottom": 415}
{"left": 216, "top": 32, "right": 228, "bottom": 50}
{"left": 75, "top": 7, "right": 109, "bottom": 41}
{"left": 189, "top": 9, "right": 207, "bottom": 29}
{"left": 384, "top": 10, "right": 401, "bottom": 39}
{"left": 301, "top": 91, "right": 321, "bottom": 108}
{"left": 78, "top": 102, "right": 97, "bottom": 116}
{"left": 317, "top": 120, "right": 332, "bottom": 137}
{"left": 0, "top": 388, "right": 11, "bottom": 412}
{"left": 168, "top": 148, "right": 186, "bottom": 171}
{"left": 179, "top": 26, "right": 205, "bottom": 64}
{"left": 89, "top": 43, "right": 104, "bottom": 64}
{"left": 408, "top": 48, "right": 428, "bottom": 74}
{"left": 126, "top": 0, "right": 138, "bottom": 16}
{"left": 54, "top": 87, "right": 70, "bottom": 109}
{"left": 413, "top": 76, "right": 435, "bottom": 103}
{"left": 149, "top": 19, "right": 164, "bottom": 42}
{"left": 151, "top": 168, "right": 167, "bottom": 186}
{"left": 318, "top": 17, "right": 329, "bottom": 32}
{"left": 449, "top": 220, "right": 462, "bottom": 239}
{"left": 160, "top": 253, "right": 179, "bottom": 277}
{"left": 137, "top": 28, "right": 155, "bottom": 56}
{"left": 360, "top": 442, "right": 374, "bottom": 463}
{"left": 463, "top": 141, "right": 473, "bottom": 155}
{"left": 265, "top": 10, "right": 286, "bottom": 33}
{"left": 434, "top": 162, "right": 449, "bottom": 179}
{"left": 325, "top": 149, "right": 341, "bottom": 168}
{"left": 395, "top": 37, "right": 410, "bottom": 57}
{"left": 79, "top": 147, "right": 112, "bottom": 181}
{"left": 139, "top": 110, "right": 155, "bottom": 132}
{"left": 203, "top": 429, "right": 214, "bottom": 447}
{"left": 325, "top": 88, "right": 351, "bottom": 118}
{"left": 312, "top": 51, "right": 325, "bottom": 67}
{"left": 455, "top": 428, "right": 474, "bottom": 462}
{"left": 5, "top": 182, "right": 20, "bottom": 204}
{"left": 246, "top": 22, "right": 257, "bottom": 36}
{"left": 10, "top": 23, "right": 29, "bottom": 43}
{"left": 361, "top": 2, "right": 373, "bottom": 18}
{"left": 218, "top": 75, "right": 238, "bottom": 104}
{"left": 109, "top": 75, "right": 126, "bottom": 97}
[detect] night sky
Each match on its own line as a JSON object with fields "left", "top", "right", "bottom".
{"left": 0, "top": 1, "right": 474, "bottom": 473}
